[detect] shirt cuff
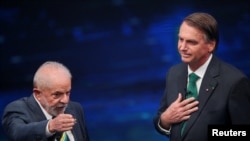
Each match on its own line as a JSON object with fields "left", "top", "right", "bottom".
{"left": 158, "top": 120, "right": 171, "bottom": 135}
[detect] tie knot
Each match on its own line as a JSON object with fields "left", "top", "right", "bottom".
{"left": 189, "top": 73, "right": 199, "bottom": 82}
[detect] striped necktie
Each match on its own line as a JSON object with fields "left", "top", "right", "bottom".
{"left": 55, "top": 132, "right": 69, "bottom": 141}
{"left": 59, "top": 132, "right": 69, "bottom": 141}
{"left": 181, "top": 72, "right": 200, "bottom": 136}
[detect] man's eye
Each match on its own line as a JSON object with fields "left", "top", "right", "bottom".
{"left": 53, "top": 93, "right": 61, "bottom": 97}
{"left": 188, "top": 41, "right": 197, "bottom": 45}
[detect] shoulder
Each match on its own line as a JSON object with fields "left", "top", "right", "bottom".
{"left": 170, "top": 63, "right": 186, "bottom": 70}
{"left": 209, "top": 56, "right": 248, "bottom": 83}
{"left": 168, "top": 63, "right": 187, "bottom": 75}
{"left": 214, "top": 56, "right": 246, "bottom": 77}
{"left": 2, "top": 97, "right": 32, "bottom": 117}
{"left": 69, "top": 101, "right": 82, "bottom": 106}
{"left": 4, "top": 97, "right": 29, "bottom": 110}
{"left": 68, "top": 101, "right": 84, "bottom": 111}
{"left": 67, "top": 101, "right": 85, "bottom": 118}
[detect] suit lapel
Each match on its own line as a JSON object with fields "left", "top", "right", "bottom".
{"left": 197, "top": 56, "right": 219, "bottom": 116}
{"left": 181, "top": 56, "right": 220, "bottom": 137}
{"left": 27, "top": 95, "right": 47, "bottom": 121}
{"left": 64, "top": 105, "right": 80, "bottom": 141}
{"left": 176, "top": 64, "right": 189, "bottom": 139}
{"left": 178, "top": 64, "right": 189, "bottom": 100}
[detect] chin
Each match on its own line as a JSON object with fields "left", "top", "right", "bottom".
{"left": 181, "top": 58, "right": 190, "bottom": 63}
{"left": 57, "top": 109, "right": 66, "bottom": 114}
{"left": 50, "top": 108, "right": 66, "bottom": 116}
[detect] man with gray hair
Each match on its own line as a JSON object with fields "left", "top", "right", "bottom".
{"left": 2, "top": 61, "right": 89, "bottom": 141}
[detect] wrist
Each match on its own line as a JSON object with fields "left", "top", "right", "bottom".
{"left": 48, "top": 119, "right": 56, "bottom": 133}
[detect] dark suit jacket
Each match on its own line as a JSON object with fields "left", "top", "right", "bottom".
{"left": 2, "top": 94, "right": 89, "bottom": 141}
{"left": 154, "top": 55, "right": 250, "bottom": 141}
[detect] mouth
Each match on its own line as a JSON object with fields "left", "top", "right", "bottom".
{"left": 181, "top": 53, "right": 191, "bottom": 58}
{"left": 56, "top": 106, "right": 65, "bottom": 110}
{"left": 55, "top": 105, "right": 67, "bottom": 113}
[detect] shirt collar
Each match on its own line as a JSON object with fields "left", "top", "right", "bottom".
{"left": 188, "top": 54, "right": 213, "bottom": 79}
{"left": 33, "top": 94, "right": 53, "bottom": 120}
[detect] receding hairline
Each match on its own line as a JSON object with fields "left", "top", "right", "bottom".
{"left": 33, "top": 61, "right": 72, "bottom": 89}
{"left": 181, "top": 12, "right": 219, "bottom": 50}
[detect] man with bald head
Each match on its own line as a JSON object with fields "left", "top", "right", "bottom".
{"left": 2, "top": 61, "right": 89, "bottom": 141}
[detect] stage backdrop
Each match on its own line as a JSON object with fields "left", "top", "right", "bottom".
{"left": 1, "top": 1, "right": 250, "bottom": 141}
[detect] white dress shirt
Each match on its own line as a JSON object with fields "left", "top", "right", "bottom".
{"left": 34, "top": 95, "right": 75, "bottom": 141}
{"left": 158, "top": 54, "right": 213, "bottom": 134}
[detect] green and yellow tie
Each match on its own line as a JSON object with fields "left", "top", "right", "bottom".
{"left": 59, "top": 132, "right": 69, "bottom": 141}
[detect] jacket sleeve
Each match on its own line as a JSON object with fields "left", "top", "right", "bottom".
{"left": 2, "top": 100, "right": 49, "bottom": 141}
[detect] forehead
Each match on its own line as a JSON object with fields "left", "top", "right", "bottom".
{"left": 179, "top": 22, "right": 204, "bottom": 40}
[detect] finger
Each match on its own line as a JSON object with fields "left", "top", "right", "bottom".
{"left": 66, "top": 114, "right": 74, "bottom": 118}
{"left": 185, "top": 106, "right": 199, "bottom": 115}
{"left": 62, "top": 117, "right": 77, "bottom": 125}
{"left": 68, "top": 118, "right": 77, "bottom": 124}
{"left": 58, "top": 121, "right": 75, "bottom": 131}
{"left": 181, "top": 97, "right": 196, "bottom": 106}
{"left": 183, "top": 102, "right": 199, "bottom": 115}
{"left": 59, "top": 113, "right": 73, "bottom": 118}
{"left": 175, "top": 93, "right": 183, "bottom": 103}
{"left": 65, "top": 122, "right": 75, "bottom": 127}
{"left": 183, "top": 100, "right": 198, "bottom": 112}
{"left": 187, "top": 100, "right": 199, "bottom": 109}
{"left": 182, "top": 115, "right": 191, "bottom": 121}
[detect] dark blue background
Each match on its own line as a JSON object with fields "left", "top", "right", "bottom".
{"left": 1, "top": 0, "right": 250, "bottom": 141}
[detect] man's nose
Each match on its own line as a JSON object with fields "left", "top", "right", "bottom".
{"left": 60, "top": 94, "right": 69, "bottom": 103}
{"left": 179, "top": 42, "right": 188, "bottom": 50}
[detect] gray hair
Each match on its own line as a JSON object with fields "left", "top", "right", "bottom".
{"left": 33, "top": 61, "right": 72, "bottom": 89}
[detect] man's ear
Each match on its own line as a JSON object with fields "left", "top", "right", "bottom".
{"left": 208, "top": 41, "right": 216, "bottom": 53}
{"left": 33, "top": 88, "right": 41, "bottom": 100}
